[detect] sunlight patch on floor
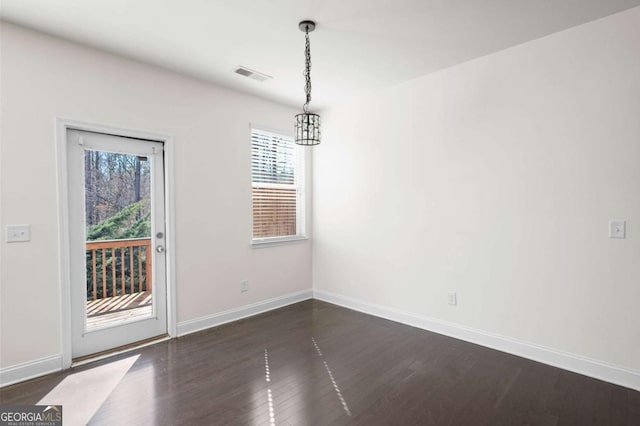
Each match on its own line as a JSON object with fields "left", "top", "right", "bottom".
{"left": 38, "top": 355, "right": 139, "bottom": 426}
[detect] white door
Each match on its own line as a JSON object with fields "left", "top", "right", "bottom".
{"left": 67, "top": 129, "right": 167, "bottom": 359}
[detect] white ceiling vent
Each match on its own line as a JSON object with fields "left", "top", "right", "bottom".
{"left": 234, "top": 66, "right": 272, "bottom": 82}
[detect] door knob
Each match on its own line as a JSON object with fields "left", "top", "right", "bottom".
{"left": 156, "top": 245, "right": 165, "bottom": 253}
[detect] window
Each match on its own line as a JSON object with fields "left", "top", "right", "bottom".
{"left": 251, "top": 127, "right": 306, "bottom": 243}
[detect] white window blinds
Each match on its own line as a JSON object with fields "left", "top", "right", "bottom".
{"left": 251, "top": 128, "right": 305, "bottom": 241}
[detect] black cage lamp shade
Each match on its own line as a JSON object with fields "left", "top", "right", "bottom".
{"left": 294, "top": 20, "right": 321, "bottom": 146}
{"left": 294, "top": 112, "right": 321, "bottom": 146}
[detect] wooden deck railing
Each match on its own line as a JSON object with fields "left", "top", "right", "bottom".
{"left": 86, "top": 237, "right": 152, "bottom": 300}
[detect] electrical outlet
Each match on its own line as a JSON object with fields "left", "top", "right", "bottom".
{"left": 240, "top": 280, "right": 249, "bottom": 293}
{"left": 448, "top": 292, "right": 457, "bottom": 306}
{"left": 609, "top": 220, "right": 626, "bottom": 239}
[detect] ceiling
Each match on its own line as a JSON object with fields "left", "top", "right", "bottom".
{"left": 2, "top": 0, "right": 640, "bottom": 109}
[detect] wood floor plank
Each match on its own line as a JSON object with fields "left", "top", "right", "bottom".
{"left": 1, "top": 299, "right": 638, "bottom": 425}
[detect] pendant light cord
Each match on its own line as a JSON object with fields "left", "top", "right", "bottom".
{"left": 303, "top": 27, "right": 312, "bottom": 113}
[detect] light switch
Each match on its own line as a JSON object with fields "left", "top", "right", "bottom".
{"left": 608, "top": 220, "right": 625, "bottom": 239}
{"left": 6, "top": 225, "right": 31, "bottom": 242}
{"left": 448, "top": 292, "right": 457, "bottom": 306}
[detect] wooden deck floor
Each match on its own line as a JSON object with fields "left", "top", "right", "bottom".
{"left": 86, "top": 291, "right": 152, "bottom": 329}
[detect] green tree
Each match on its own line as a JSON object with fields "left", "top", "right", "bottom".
{"left": 86, "top": 200, "right": 151, "bottom": 299}
{"left": 86, "top": 200, "right": 150, "bottom": 241}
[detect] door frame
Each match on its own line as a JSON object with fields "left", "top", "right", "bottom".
{"left": 56, "top": 118, "right": 177, "bottom": 369}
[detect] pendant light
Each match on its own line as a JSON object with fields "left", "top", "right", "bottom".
{"left": 294, "top": 20, "right": 321, "bottom": 146}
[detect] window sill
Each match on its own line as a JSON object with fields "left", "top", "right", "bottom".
{"left": 251, "top": 235, "right": 308, "bottom": 248}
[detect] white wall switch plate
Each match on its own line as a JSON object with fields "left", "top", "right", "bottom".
{"left": 5, "top": 225, "right": 30, "bottom": 243}
{"left": 240, "top": 280, "right": 249, "bottom": 292}
{"left": 608, "top": 220, "right": 626, "bottom": 239}
{"left": 448, "top": 292, "right": 457, "bottom": 306}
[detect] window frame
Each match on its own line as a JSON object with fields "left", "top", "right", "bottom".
{"left": 250, "top": 125, "right": 307, "bottom": 247}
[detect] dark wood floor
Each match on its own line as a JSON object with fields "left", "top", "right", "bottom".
{"left": 1, "top": 299, "right": 639, "bottom": 425}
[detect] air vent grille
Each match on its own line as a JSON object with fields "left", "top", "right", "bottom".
{"left": 234, "top": 66, "right": 272, "bottom": 82}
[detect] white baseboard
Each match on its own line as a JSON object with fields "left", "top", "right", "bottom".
{"left": 0, "top": 354, "right": 62, "bottom": 388}
{"left": 5, "top": 290, "right": 637, "bottom": 392}
{"left": 177, "top": 290, "right": 313, "bottom": 337}
{"left": 313, "top": 289, "right": 640, "bottom": 391}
